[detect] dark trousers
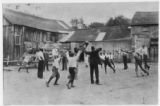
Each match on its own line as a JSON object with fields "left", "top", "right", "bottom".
{"left": 110, "top": 59, "right": 115, "bottom": 68}
{"left": 143, "top": 54, "right": 150, "bottom": 69}
{"left": 47, "top": 67, "right": 60, "bottom": 85}
{"left": 123, "top": 59, "right": 128, "bottom": 70}
{"left": 44, "top": 60, "right": 49, "bottom": 71}
{"left": 104, "top": 58, "right": 115, "bottom": 73}
{"left": 90, "top": 64, "right": 99, "bottom": 84}
{"left": 135, "top": 59, "right": 149, "bottom": 77}
{"left": 38, "top": 60, "right": 44, "bottom": 78}
{"left": 68, "top": 67, "right": 76, "bottom": 85}
{"left": 62, "top": 61, "right": 67, "bottom": 70}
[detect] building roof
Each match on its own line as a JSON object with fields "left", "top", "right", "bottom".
{"left": 99, "top": 26, "right": 131, "bottom": 40}
{"left": 3, "top": 8, "right": 71, "bottom": 32}
{"left": 132, "top": 11, "right": 158, "bottom": 26}
{"left": 65, "top": 29, "right": 100, "bottom": 42}
{"left": 61, "top": 26, "right": 131, "bottom": 42}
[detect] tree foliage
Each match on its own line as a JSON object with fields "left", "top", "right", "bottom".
{"left": 70, "top": 18, "right": 87, "bottom": 30}
{"left": 105, "top": 15, "right": 131, "bottom": 27}
{"left": 70, "top": 18, "right": 79, "bottom": 30}
{"left": 88, "top": 22, "right": 105, "bottom": 29}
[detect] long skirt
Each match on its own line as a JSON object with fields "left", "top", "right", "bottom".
{"left": 38, "top": 60, "right": 44, "bottom": 78}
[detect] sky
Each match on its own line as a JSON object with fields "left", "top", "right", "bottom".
{"left": 3, "top": 2, "right": 159, "bottom": 26}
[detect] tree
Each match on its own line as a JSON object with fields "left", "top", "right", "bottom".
{"left": 70, "top": 18, "right": 79, "bottom": 30}
{"left": 88, "top": 22, "right": 105, "bottom": 29}
{"left": 105, "top": 15, "right": 131, "bottom": 27}
{"left": 70, "top": 18, "right": 87, "bottom": 30}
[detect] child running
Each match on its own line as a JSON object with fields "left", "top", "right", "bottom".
{"left": 121, "top": 49, "right": 149, "bottom": 77}
{"left": 109, "top": 52, "right": 115, "bottom": 68}
{"left": 46, "top": 54, "right": 61, "bottom": 87}
{"left": 102, "top": 51, "right": 116, "bottom": 74}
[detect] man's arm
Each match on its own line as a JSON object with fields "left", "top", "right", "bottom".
{"left": 96, "top": 48, "right": 102, "bottom": 53}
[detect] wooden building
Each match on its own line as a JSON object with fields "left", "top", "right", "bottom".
{"left": 131, "top": 11, "right": 158, "bottom": 62}
{"left": 3, "top": 8, "right": 70, "bottom": 60}
{"left": 60, "top": 26, "right": 132, "bottom": 62}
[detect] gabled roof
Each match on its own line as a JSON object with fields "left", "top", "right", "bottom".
{"left": 3, "top": 8, "right": 71, "bottom": 32}
{"left": 61, "top": 26, "right": 131, "bottom": 42}
{"left": 66, "top": 29, "right": 100, "bottom": 42}
{"left": 98, "top": 26, "right": 131, "bottom": 40}
{"left": 132, "top": 11, "right": 158, "bottom": 26}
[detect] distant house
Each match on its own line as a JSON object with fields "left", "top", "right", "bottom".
{"left": 3, "top": 8, "right": 70, "bottom": 60}
{"left": 131, "top": 11, "right": 158, "bottom": 62}
{"left": 60, "top": 26, "right": 132, "bottom": 62}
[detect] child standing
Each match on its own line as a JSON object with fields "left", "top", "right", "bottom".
{"left": 66, "top": 42, "right": 87, "bottom": 89}
{"left": 66, "top": 50, "right": 82, "bottom": 89}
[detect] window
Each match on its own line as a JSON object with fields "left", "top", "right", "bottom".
{"left": 15, "top": 32, "right": 21, "bottom": 45}
{"left": 15, "top": 35, "right": 21, "bottom": 45}
{"left": 46, "top": 32, "right": 51, "bottom": 41}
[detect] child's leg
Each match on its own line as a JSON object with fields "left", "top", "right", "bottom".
{"left": 71, "top": 69, "right": 76, "bottom": 87}
{"left": 54, "top": 70, "right": 60, "bottom": 85}
{"left": 46, "top": 74, "right": 54, "bottom": 87}
{"left": 18, "top": 67, "right": 21, "bottom": 72}
{"left": 47, "top": 76, "right": 54, "bottom": 84}
{"left": 66, "top": 67, "right": 75, "bottom": 89}
{"left": 111, "top": 60, "right": 115, "bottom": 68}
{"left": 104, "top": 62, "right": 107, "bottom": 74}
{"left": 108, "top": 62, "right": 116, "bottom": 73}
{"left": 26, "top": 67, "right": 29, "bottom": 73}
{"left": 138, "top": 61, "right": 149, "bottom": 76}
{"left": 135, "top": 61, "right": 139, "bottom": 77}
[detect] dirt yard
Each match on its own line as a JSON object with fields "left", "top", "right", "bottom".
{"left": 3, "top": 63, "right": 158, "bottom": 105}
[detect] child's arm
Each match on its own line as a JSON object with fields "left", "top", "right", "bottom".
{"left": 65, "top": 51, "right": 70, "bottom": 60}
{"left": 75, "top": 50, "right": 82, "bottom": 61}
{"left": 99, "top": 55, "right": 105, "bottom": 61}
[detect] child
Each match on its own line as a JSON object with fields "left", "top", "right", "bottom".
{"left": 103, "top": 51, "right": 116, "bottom": 74}
{"left": 109, "top": 52, "right": 115, "bottom": 68}
{"left": 65, "top": 50, "right": 82, "bottom": 89}
{"left": 46, "top": 55, "right": 61, "bottom": 87}
{"left": 121, "top": 49, "right": 149, "bottom": 77}
{"left": 134, "top": 52, "right": 149, "bottom": 77}
{"left": 84, "top": 53, "right": 89, "bottom": 68}
{"left": 18, "top": 52, "right": 31, "bottom": 73}
{"left": 66, "top": 42, "right": 87, "bottom": 89}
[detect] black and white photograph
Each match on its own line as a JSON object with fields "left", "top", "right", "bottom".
{"left": 2, "top": 1, "right": 159, "bottom": 105}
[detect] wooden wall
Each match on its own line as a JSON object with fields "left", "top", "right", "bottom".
{"left": 3, "top": 25, "right": 15, "bottom": 60}
{"left": 3, "top": 23, "right": 60, "bottom": 60}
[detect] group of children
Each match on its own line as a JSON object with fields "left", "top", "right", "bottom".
{"left": 46, "top": 42, "right": 88, "bottom": 89}
{"left": 44, "top": 43, "right": 150, "bottom": 89}
{"left": 99, "top": 51, "right": 116, "bottom": 74}
{"left": 18, "top": 41, "right": 149, "bottom": 89}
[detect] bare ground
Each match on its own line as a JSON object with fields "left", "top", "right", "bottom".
{"left": 3, "top": 63, "right": 158, "bottom": 105}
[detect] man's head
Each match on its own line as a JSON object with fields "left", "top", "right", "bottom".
{"left": 142, "top": 45, "right": 145, "bottom": 48}
{"left": 91, "top": 46, "right": 95, "bottom": 51}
